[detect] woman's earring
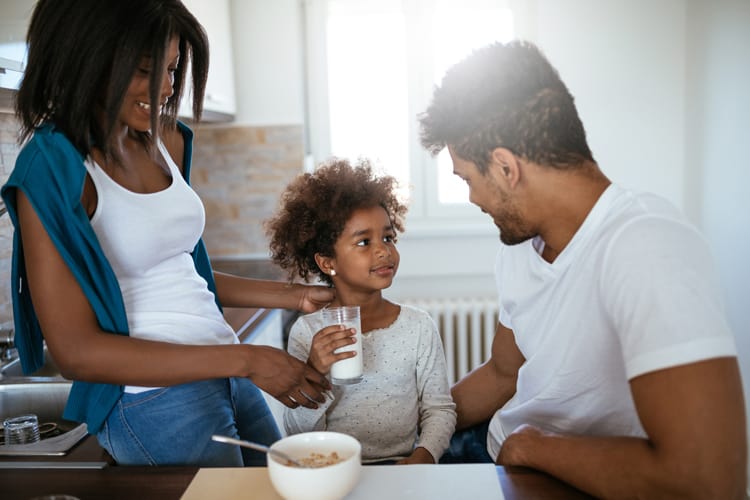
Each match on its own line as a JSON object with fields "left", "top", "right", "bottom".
{"left": 330, "top": 269, "right": 336, "bottom": 276}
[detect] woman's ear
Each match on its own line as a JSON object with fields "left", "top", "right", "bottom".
{"left": 314, "top": 253, "right": 336, "bottom": 277}
{"left": 490, "top": 147, "right": 522, "bottom": 189}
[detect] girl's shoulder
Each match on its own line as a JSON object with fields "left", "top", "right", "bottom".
{"left": 394, "top": 302, "right": 432, "bottom": 319}
{"left": 388, "top": 303, "right": 437, "bottom": 331}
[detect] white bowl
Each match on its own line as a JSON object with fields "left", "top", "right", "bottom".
{"left": 267, "top": 431, "right": 362, "bottom": 500}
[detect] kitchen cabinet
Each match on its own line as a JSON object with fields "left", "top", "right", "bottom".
{"left": 178, "top": 0, "right": 237, "bottom": 122}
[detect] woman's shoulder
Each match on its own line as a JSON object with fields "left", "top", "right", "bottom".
{"left": 161, "top": 122, "right": 189, "bottom": 171}
{"left": 9, "top": 124, "right": 85, "bottom": 187}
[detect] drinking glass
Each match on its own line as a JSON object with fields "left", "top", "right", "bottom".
{"left": 4, "top": 414, "right": 40, "bottom": 445}
{"left": 318, "top": 306, "right": 363, "bottom": 385}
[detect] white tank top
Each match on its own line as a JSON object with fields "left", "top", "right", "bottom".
{"left": 85, "top": 141, "right": 237, "bottom": 393}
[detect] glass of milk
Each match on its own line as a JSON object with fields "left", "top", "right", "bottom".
{"left": 319, "top": 306, "right": 363, "bottom": 385}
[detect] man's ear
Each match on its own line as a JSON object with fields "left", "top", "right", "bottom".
{"left": 490, "top": 147, "right": 521, "bottom": 189}
{"left": 314, "top": 253, "right": 335, "bottom": 276}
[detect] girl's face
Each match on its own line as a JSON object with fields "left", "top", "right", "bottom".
{"left": 119, "top": 36, "right": 180, "bottom": 132}
{"left": 327, "top": 205, "right": 400, "bottom": 293}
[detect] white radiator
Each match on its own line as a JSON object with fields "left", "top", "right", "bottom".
{"left": 403, "top": 298, "right": 499, "bottom": 384}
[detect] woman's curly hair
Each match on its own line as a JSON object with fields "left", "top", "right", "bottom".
{"left": 265, "top": 157, "right": 408, "bottom": 286}
{"left": 419, "top": 40, "right": 594, "bottom": 173}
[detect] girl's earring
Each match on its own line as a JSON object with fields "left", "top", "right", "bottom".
{"left": 330, "top": 269, "right": 336, "bottom": 276}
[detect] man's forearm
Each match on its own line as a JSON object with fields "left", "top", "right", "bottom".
{"left": 452, "top": 361, "right": 516, "bottom": 430}
{"left": 498, "top": 426, "right": 746, "bottom": 500}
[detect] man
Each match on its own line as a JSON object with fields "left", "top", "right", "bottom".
{"left": 419, "top": 40, "right": 746, "bottom": 498}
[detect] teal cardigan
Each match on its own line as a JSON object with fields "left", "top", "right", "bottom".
{"left": 0, "top": 122, "right": 220, "bottom": 434}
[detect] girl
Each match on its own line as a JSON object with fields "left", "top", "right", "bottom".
{"left": 265, "top": 158, "right": 456, "bottom": 464}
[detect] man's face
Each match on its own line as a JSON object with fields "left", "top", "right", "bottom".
{"left": 448, "top": 147, "right": 533, "bottom": 245}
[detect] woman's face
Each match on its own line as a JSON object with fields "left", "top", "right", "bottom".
{"left": 119, "top": 36, "right": 180, "bottom": 132}
{"left": 328, "top": 205, "right": 400, "bottom": 293}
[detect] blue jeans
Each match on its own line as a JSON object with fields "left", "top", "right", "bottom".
{"left": 97, "top": 378, "right": 280, "bottom": 466}
{"left": 439, "top": 420, "right": 493, "bottom": 464}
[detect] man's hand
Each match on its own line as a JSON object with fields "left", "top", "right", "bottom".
{"left": 496, "top": 424, "right": 545, "bottom": 466}
{"left": 493, "top": 359, "right": 747, "bottom": 499}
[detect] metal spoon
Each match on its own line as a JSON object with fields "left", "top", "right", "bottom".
{"left": 210, "top": 434, "right": 311, "bottom": 468}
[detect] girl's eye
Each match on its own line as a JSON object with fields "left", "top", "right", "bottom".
{"left": 384, "top": 235, "right": 395, "bottom": 243}
{"left": 356, "top": 239, "right": 370, "bottom": 247}
{"left": 137, "top": 67, "right": 151, "bottom": 76}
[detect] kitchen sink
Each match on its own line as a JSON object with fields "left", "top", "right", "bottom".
{"left": 1, "top": 345, "right": 61, "bottom": 378}
{"left": 0, "top": 345, "right": 88, "bottom": 456}
{"left": 0, "top": 379, "right": 72, "bottom": 423}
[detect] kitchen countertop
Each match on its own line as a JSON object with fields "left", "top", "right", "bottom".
{"left": 210, "top": 257, "right": 287, "bottom": 281}
{"left": 0, "top": 464, "right": 594, "bottom": 499}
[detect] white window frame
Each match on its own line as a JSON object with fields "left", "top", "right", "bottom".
{"left": 302, "top": 0, "right": 535, "bottom": 236}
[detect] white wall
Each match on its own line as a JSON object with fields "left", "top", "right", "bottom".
{"left": 685, "top": 0, "right": 750, "bottom": 433}
{"left": 535, "top": 0, "right": 686, "bottom": 210}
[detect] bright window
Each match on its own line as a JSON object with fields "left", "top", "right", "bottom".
{"left": 305, "top": 0, "right": 523, "bottom": 227}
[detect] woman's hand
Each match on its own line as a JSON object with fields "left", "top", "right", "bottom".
{"left": 295, "top": 284, "right": 335, "bottom": 313}
{"left": 307, "top": 325, "right": 357, "bottom": 374}
{"left": 245, "top": 345, "right": 331, "bottom": 409}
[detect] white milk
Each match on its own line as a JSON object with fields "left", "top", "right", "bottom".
{"left": 319, "top": 306, "right": 363, "bottom": 385}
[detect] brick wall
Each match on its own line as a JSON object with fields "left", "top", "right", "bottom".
{"left": 191, "top": 124, "right": 305, "bottom": 258}
{"left": 0, "top": 112, "right": 19, "bottom": 329}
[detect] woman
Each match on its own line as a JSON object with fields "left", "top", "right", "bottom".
{"left": 1, "top": 0, "right": 332, "bottom": 466}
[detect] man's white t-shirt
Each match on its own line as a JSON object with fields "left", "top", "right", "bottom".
{"left": 487, "top": 184, "right": 737, "bottom": 460}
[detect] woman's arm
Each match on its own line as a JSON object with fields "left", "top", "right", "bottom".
{"left": 17, "top": 190, "right": 328, "bottom": 407}
{"left": 212, "top": 272, "right": 333, "bottom": 313}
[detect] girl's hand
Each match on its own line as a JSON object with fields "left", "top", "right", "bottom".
{"left": 307, "top": 325, "right": 357, "bottom": 374}
{"left": 296, "top": 284, "right": 335, "bottom": 313}
{"left": 396, "top": 447, "right": 435, "bottom": 465}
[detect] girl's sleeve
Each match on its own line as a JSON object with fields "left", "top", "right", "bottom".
{"left": 283, "top": 316, "right": 333, "bottom": 434}
{"left": 413, "top": 311, "right": 457, "bottom": 461}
